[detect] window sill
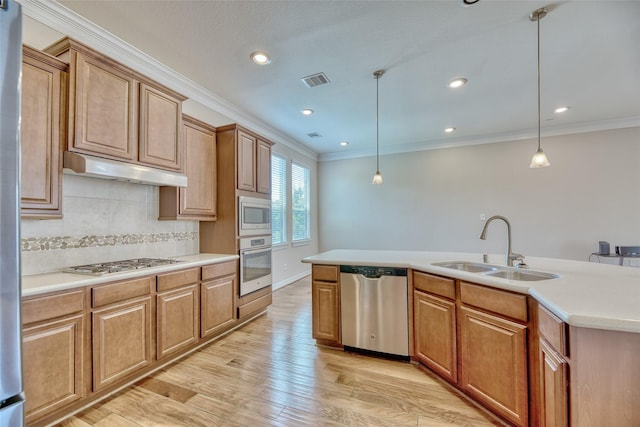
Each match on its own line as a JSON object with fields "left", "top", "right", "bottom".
{"left": 292, "top": 239, "right": 311, "bottom": 247}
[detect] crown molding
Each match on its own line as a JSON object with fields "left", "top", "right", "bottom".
{"left": 318, "top": 116, "right": 640, "bottom": 162}
{"left": 19, "top": 0, "right": 318, "bottom": 161}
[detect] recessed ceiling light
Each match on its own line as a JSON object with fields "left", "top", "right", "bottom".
{"left": 301, "top": 109, "right": 314, "bottom": 116}
{"left": 449, "top": 78, "right": 468, "bottom": 89}
{"left": 340, "top": 141, "right": 349, "bottom": 146}
{"left": 554, "top": 106, "right": 570, "bottom": 113}
{"left": 250, "top": 50, "right": 271, "bottom": 65}
{"left": 444, "top": 127, "right": 456, "bottom": 133}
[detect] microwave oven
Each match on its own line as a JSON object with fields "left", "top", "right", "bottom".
{"left": 238, "top": 196, "right": 271, "bottom": 236}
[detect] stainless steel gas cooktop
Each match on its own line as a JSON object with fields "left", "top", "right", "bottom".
{"left": 64, "top": 258, "right": 181, "bottom": 276}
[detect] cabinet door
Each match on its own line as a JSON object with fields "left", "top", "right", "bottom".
{"left": 539, "top": 338, "right": 568, "bottom": 427}
{"left": 312, "top": 280, "right": 340, "bottom": 342}
{"left": 414, "top": 291, "right": 457, "bottom": 383}
{"left": 256, "top": 138, "right": 271, "bottom": 194}
{"left": 157, "top": 285, "right": 199, "bottom": 359}
{"left": 459, "top": 306, "right": 528, "bottom": 427}
{"left": 21, "top": 48, "right": 65, "bottom": 218}
{"left": 72, "top": 51, "right": 137, "bottom": 161}
{"left": 139, "top": 83, "right": 182, "bottom": 171}
{"left": 92, "top": 297, "right": 152, "bottom": 391}
{"left": 237, "top": 129, "right": 256, "bottom": 191}
{"left": 201, "top": 276, "right": 235, "bottom": 338}
{"left": 180, "top": 118, "right": 217, "bottom": 218}
{"left": 23, "top": 314, "right": 84, "bottom": 423}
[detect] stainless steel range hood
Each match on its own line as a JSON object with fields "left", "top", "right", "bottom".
{"left": 63, "top": 152, "right": 188, "bottom": 187}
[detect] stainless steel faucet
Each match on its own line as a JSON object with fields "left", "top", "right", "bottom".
{"left": 479, "top": 215, "right": 525, "bottom": 267}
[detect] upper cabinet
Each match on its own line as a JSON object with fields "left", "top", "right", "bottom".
{"left": 44, "top": 38, "right": 185, "bottom": 172}
{"left": 218, "top": 124, "right": 273, "bottom": 195}
{"left": 21, "top": 46, "right": 67, "bottom": 219}
{"left": 159, "top": 115, "right": 217, "bottom": 220}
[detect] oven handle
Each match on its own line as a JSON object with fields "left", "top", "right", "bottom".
{"left": 240, "top": 246, "right": 272, "bottom": 256}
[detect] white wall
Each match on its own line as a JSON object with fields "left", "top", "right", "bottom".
{"left": 271, "top": 143, "right": 319, "bottom": 290}
{"left": 318, "top": 127, "right": 640, "bottom": 263}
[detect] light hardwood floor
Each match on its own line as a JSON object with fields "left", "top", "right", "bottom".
{"left": 56, "top": 276, "right": 501, "bottom": 427}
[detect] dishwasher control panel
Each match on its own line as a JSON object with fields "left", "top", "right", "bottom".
{"left": 340, "top": 265, "right": 407, "bottom": 278}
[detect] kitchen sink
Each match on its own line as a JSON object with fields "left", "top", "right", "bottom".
{"left": 484, "top": 269, "right": 559, "bottom": 281}
{"left": 432, "top": 261, "right": 558, "bottom": 281}
{"left": 432, "top": 261, "right": 498, "bottom": 273}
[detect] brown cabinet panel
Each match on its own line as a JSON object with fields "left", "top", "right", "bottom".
{"left": 157, "top": 285, "right": 199, "bottom": 359}
{"left": 237, "top": 129, "right": 256, "bottom": 191}
{"left": 22, "top": 289, "right": 84, "bottom": 325}
{"left": 201, "top": 276, "right": 235, "bottom": 338}
{"left": 20, "top": 46, "right": 66, "bottom": 218}
{"left": 92, "top": 297, "right": 152, "bottom": 391}
{"left": 156, "top": 267, "right": 199, "bottom": 292}
{"left": 413, "top": 271, "right": 455, "bottom": 300}
{"left": 202, "top": 260, "right": 236, "bottom": 281}
{"left": 72, "top": 50, "right": 137, "bottom": 160}
{"left": 23, "top": 313, "right": 84, "bottom": 424}
{"left": 539, "top": 338, "right": 568, "bottom": 427}
{"left": 312, "top": 280, "right": 340, "bottom": 342}
{"left": 139, "top": 83, "right": 182, "bottom": 171}
{"left": 256, "top": 138, "right": 272, "bottom": 194}
{"left": 460, "top": 281, "right": 528, "bottom": 323}
{"left": 92, "top": 277, "right": 153, "bottom": 308}
{"left": 538, "top": 304, "right": 568, "bottom": 357}
{"left": 414, "top": 291, "right": 457, "bottom": 383}
{"left": 237, "top": 292, "right": 272, "bottom": 319}
{"left": 312, "top": 264, "right": 339, "bottom": 282}
{"left": 459, "top": 305, "right": 528, "bottom": 427}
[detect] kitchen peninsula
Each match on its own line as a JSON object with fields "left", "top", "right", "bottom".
{"left": 303, "top": 249, "right": 640, "bottom": 427}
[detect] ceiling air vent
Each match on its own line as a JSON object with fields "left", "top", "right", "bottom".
{"left": 301, "top": 72, "right": 330, "bottom": 88}
{"left": 307, "top": 132, "right": 322, "bottom": 138}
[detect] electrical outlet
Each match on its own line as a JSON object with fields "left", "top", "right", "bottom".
{"left": 480, "top": 213, "right": 486, "bottom": 221}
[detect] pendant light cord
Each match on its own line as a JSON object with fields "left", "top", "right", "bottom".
{"left": 376, "top": 73, "right": 380, "bottom": 171}
{"left": 537, "top": 14, "right": 541, "bottom": 151}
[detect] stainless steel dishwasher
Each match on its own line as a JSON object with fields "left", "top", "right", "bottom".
{"left": 340, "top": 265, "right": 409, "bottom": 360}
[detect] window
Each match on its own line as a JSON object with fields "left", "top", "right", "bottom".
{"left": 292, "top": 163, "right": 310, "bottom": 241}
{"left": 271, "top": 154, "right": 287, "bottom": 244}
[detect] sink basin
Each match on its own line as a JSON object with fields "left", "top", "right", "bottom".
{"left": 433, "top": 261, "right": 498, "bottom": 273}
{"left": 432, "top": 261, "right": 559, "bottom": 281}
{"left": 484, "top": 269, "right": 559, "bottom": 281}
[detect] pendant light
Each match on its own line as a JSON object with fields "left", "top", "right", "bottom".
{"left": 372, "top": 69, "right": 384, "bottom": 184}
{"left": 529, "top": 7, "right": 551, "bottom": 168}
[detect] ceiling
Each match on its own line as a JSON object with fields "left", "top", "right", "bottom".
{"left": 22, "top": 1, "right": 640, "bottom": 160}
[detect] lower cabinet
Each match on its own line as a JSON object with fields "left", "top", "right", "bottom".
{"left": 22, "top": 290, "right": 85, "bottom": 425}
{"left": 157, "top": 285, "right": 199, "bottom": 359}
{"left": 414, "top": 291, "right": 457, "bottom": 383}
{"left": 311, "top": 265, "right": 340, "bottom": 343}
{"left": 539, "top": 338, "right": 568, "bottom": 427}
{"left": 201, "top": 261, "right": 236, "bottom": 338}
{"left": 459, "top": 306, "right": 528, "bottom": 427}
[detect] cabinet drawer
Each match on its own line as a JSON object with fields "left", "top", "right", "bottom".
{"left": 312, "top": 265, "right": 338, "bottom": 282}
{"left": 538, "top": 304, "right": 568, "bottom": 357}
{"left": 413, "top": 271, "right": 455, "bottom": 300}
{"left": 92, "top": 277, "right": 153, "bottom": 308}
{"left": 23, "top": 289, "right": 85, "bottom": 325}
{"left": 157, "top": 268, "right": 199, "bottom": 292}
{"left": 460, "top": 281, "right": 528, "bottom": 323}
{"left": 202, "top": 261, "right": 236, "bottom": 281}
{"left": 238, "top": 293, "right": 272, "bottom": 319}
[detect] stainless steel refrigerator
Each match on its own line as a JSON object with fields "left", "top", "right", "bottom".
{"left": 0, "top": 0, "right": 25, "bottom": 425}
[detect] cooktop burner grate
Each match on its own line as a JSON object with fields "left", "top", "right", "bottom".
{"left": 65, "top": 258, "right": 182, "bottom": 275}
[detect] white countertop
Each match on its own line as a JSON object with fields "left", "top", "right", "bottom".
{"left": 302, "top": 249, "right": 640, "bottom": 334}
{"left": 22, "top": 253, "right": 238, "bottom": 298}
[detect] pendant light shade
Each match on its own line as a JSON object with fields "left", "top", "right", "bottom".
{"left": 372, "top": 69, "right": 384, "bottom": 184}
{"left": 529, "top": 7, "right": 551, "bottom": 169}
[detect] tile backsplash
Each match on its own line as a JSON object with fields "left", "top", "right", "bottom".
{"left": 21, "top": 174, "right": 200, "bottom": 275}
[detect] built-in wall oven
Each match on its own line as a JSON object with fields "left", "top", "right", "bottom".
{"left": 239, "top": 235, "right": 272, "bottom": 296}
{"left": 238, "top": 196, "right": 271, "bottom": 236}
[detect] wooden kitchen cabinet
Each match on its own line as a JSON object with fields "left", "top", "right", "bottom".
{"left": 156, "top": 268, "right": 200, "bottom": 359}
{"left": 311, "top": 265, "right": 341, "bottom": 343}
{"left": 159, "top": 115, "right": 216, "bottom": 220}
{"left": 216, "top": 124, "right": 273, "bottom": 194}
{"left": 91, "top": 277, "right": 154, "bottom": 391}
{"left": 201, "top": 261, "right": 236, "bottom": 338}
{"left": 458, "top": 282, "right": 529, "bottom": 427}
{"left": 45, "top": 38, "right": 185, "bottom": 171}
{"left": 20, "top": 45, "right": 67, "bottom": 219}
{"left": 537, "top": 304, "right": 569, "bottom": 427}
{"left": 22, "top": 289, "right": 86, "bottom": 424}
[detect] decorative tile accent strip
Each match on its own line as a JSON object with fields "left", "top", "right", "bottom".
{"left": 21, "top": 232, "right": 199, "bottom": 252}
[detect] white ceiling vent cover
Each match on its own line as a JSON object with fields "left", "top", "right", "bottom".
{"left": 307, "top": 132, "right": 322, "bottom": 138}
{"left": 301, "top": 72, "right": 330, "bottom": 88}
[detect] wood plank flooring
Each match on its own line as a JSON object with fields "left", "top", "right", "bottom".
{"left": 56, "top": 276, "right": 501, "bottom": 427}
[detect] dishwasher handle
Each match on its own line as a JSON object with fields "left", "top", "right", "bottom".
{"left": 340, "top": 265, "right": 407, "bottom": 278}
